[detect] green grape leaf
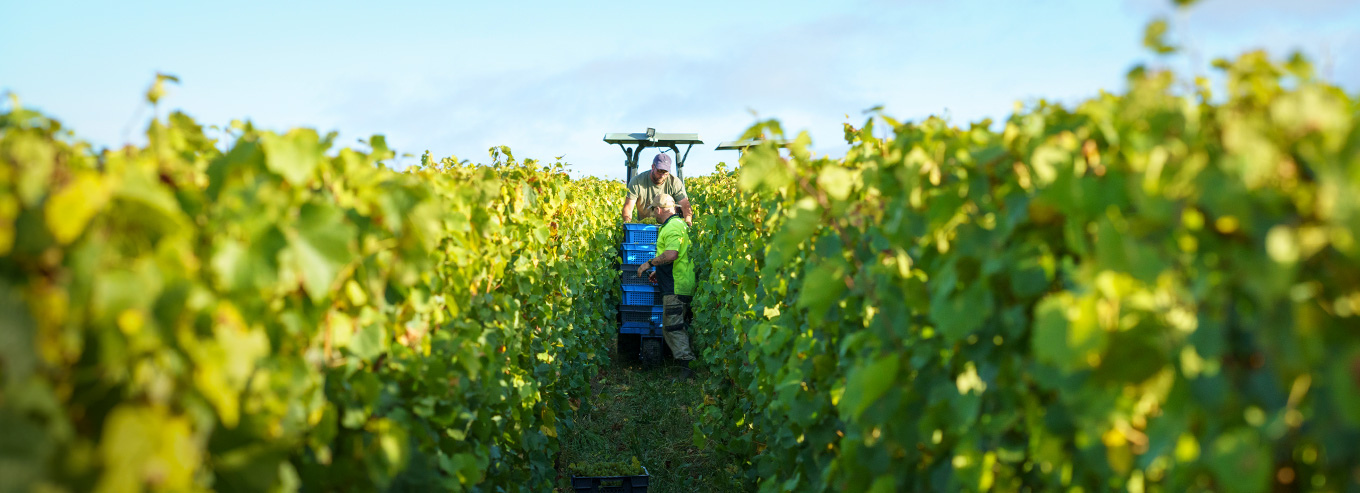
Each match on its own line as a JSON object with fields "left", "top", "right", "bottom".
{"left": 796, "top": 259, "right": 847, "bottom": 322}
{"left": 0, "top": 284, "right": 37, "bottom": 385}
{"left": 1207, "top": 429, "right": 1269, "bottom": 493}
{"left": 1143, "top": 18, "right": 1178, "bottom": 55}
{"left": 289, "top": 202, "right": 355, "bottom": 301}
{"left": 817, "top": 165, "right": 855, "bottom": 201}
{"left": 1328, "top": 348, "right": 1360, "bottom": 426}
{"left": 114, "top": 166, "right": 187, "bottom": 228}
{"left": 867, "top": 476, "right": 896, "bottom": 493}
{"left": 260, "top": 129, "right": 323, "bottom": 185}
{"left": 838, "top": 354, "right": 900, "bottom": 421}
{"left": 145, "top": 72, "right": 179, "bottom": 104}
{"left": 931, "top": 283, "right": 992, "bottom": 344}
{"left": 10, "top": 132, "right": 57, "bottom": 207}
{"left": 43, "top": 171, "right": 107, "bottom": 244}
{"left": 97, "top": 405, "right": 199, "bottom": 491}
{"left": 765, "top": 198, "right": 820, "bottom": 267}
{"left": 349, "top": 323, "right": 386, "bottom": 361}
{"left": 1032, "top": 293, "right": 1104, "bottom": 372}
{"left": 370, "top": 134, "right": 395, "bottom": 161}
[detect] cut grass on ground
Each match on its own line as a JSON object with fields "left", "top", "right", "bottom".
{"left": 556, "top": 338, "right": 744, "bottom": 492}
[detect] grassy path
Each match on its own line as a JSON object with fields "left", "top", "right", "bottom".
{"left": 555, "top": 340, "right": 743, "bottom": 492}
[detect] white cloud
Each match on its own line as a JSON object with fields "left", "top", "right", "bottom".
{"left": 318, "top": 12, "right": 885, "bottom": 178}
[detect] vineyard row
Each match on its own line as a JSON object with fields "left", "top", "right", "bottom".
{"left": 2, "top": 49, "right": 1359, "bottom": 492}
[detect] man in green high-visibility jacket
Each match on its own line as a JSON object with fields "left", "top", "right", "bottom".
{"left": 634, "top": 193, "right": 696, "bottom": 379}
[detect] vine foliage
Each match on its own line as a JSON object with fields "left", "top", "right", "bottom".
{"left": 687, "top": 51, "right": 1360, "bottom": 492}
{"left": 0, "top": 94, "right": 619, "bottom": 491}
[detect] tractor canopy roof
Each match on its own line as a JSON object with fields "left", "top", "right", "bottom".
{"left": 603, "top": 132, "right": 702, "bottom": 146}
{"left": 715, "top": 139, "right": 791, "bottom": 150}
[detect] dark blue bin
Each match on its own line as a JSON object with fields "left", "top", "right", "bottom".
{"left": 619, "top": 305, "right": 663, "bottom": 324}
{"left": 571, "top": 466, "right": 650, "bottom": 492}
{"left": 620, "top": 322, "right": 661, "bottom": 336}
{"left": 620, "top": 264, "right": 654, "bottom": 285}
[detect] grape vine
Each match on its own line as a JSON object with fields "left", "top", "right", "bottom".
{"left": 687, "top": 51, "right": 1360, "bottom": 492}
{"left": 0, "top": 97, "right": 621, "bottom": 491}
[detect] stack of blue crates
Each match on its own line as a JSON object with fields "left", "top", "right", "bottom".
{"left": 620, "top": 224, "right": 662, "bottom": 335}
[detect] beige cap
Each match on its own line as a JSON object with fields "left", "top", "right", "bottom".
{"left": 651, "top": 193, "right": 677, "bottom": 210}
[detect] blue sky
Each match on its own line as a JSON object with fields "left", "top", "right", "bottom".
{"left": 3, "top": 0, "right": 1358, "bottom": 179}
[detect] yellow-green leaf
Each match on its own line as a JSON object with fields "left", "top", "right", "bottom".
{"left": 44, "top": 171, "right": 108, "bottom": 244}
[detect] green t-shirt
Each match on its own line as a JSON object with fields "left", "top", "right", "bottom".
{"left": 655, "top": 215, "right": 695, "bottom": 296}
{"left": 626, "top": 170, "right": 687, "bottom": 219}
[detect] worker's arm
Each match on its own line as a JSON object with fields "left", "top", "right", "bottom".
{"left": 678, "top": 197, "right": 693, "bottom": 226}
{"left": 649, "top": 250, "right": 679, "bottom": 265}
{"left": 636, "top": 250, "right": 678, "bottom": 277}
{"left": 621, "top": 196, "right": 636, "bottom": 222}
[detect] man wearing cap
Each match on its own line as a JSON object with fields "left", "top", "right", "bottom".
{"left": 635, "top": 193, "right": 697, "bottom": 379}
{"left": 621, "top": 153, "right": 693, "bottom": 225}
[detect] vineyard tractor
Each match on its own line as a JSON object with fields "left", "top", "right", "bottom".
{"left": 605, "top": 129, "right": 702, "bottom": 365}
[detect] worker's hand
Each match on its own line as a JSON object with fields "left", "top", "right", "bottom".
{"left": 636, "top": 263, "right": 650, "bottom": 278}
{"left": 684, "top": 216, "right": 693, "bottom": 227}
{"left": 648, "top": 271, "right": 657, "bottom": 283}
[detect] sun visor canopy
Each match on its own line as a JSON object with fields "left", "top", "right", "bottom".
{"left": 604, "top": 129, "right": 702, "bottom": 180}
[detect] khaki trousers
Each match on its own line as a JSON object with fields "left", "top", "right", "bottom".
{"left": 662, "top": 294, "right": 694, "bottom": 361}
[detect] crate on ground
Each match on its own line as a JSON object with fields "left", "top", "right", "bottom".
{"left": 623, "top": 223, "right": 659, "bottom": 244}
{"left": 620, "top": 264, "right": 653, "bottom": 285}
{"left": 620, "top": 242, "right": 656, "bottom": 264}
{"left": 619, "top": 305, "right": 662, "bottom": 325}
{"left": 621, "top": 284, "right": 659, "bottom": 306}
{"left": 571, "top": 467, "right": 650, "bottom": 493}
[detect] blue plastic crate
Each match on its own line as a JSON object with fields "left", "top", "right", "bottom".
{"left": 621, "top": 243, "right": 657, "bottom": 264}
{"left": 622, "top": 250, "right": 654, "bottom": 265}
{"left": 619, "top": 305, "right": 663, "bottom": 324}
{"left": 621, "top": 284, "right": 659, "bottom": 306}
{"left": 623, "top": 223, "right": 659, "bottom": 244}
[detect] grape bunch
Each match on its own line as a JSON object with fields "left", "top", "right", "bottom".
{"left": 569, "top": 457, "right": 644, "bottom": 477}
